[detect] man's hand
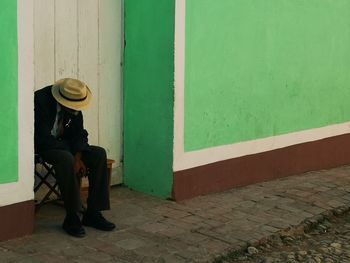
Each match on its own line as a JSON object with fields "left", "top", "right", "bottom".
{"left": 74, "top": 152, "right": 87, "bottom": 177}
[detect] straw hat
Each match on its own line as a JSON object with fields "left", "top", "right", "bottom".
{"left": 51, "top": 78, "right": 92, "bottom": 111}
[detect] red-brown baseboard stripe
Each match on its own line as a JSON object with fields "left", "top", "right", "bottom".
{"left": 0, "top": 200, "right": 34, "bottom": 242}
{"left": 173, "top": 133, "right": 350, "bottom": 201}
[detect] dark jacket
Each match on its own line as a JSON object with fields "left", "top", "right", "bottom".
{"left": 34, "top": 86, "right": 89, "bottom": 154}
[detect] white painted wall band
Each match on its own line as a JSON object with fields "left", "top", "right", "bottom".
{"left": 173, "top": 0, "right": 350, "bottom": 172}
{"left": 174, "top": 122, "right": 350, "bottom": 171}
{"left": 174, "top": 0, "right": 186, "bottom": 172}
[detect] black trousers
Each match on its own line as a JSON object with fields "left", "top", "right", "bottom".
{"left": 40, "top": 145, "right": 110, "bottom": 213}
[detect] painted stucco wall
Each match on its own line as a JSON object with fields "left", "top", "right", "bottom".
{"left": 0, "top": 0, "right": 34, "bottom": 207}
{"left": 0, "top": 0, "right": 18, "bottom": 184}
{"left": 124, "top": 0, "right": 175, "bottom": 198}
{"left": 184, "top": 0, "right": 350, "bottom": 152}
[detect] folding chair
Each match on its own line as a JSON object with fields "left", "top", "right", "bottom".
{"left": 34, "top": 154, "right": 62, "bottom": 209}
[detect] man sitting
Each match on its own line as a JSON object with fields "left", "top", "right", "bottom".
{"left": 34, "top": 78, "right": 115, "bottom": 237}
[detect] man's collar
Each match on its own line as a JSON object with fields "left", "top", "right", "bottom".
{"left": 56, "top": 103, "right": 62, "bottom": 113}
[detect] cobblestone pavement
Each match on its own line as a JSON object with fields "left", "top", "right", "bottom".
{"left": 216, "top": 212, "right": 350, "bottom": 263}
{"left": 1, "top": 166, "right": 350, "bottom": 262}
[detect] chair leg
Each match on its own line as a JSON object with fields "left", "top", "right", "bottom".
{"left": 34, "top": 161, "right": 63, "bottom": 209}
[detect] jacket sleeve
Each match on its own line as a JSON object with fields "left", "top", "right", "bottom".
{"left": 34, "top": 95, "right": 71, "bottom": 152}
{"left": 68, "top": 112, "right": 89, "bottom": 154}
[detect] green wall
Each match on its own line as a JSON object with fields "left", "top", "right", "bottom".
{"left": 0, "top": 0, "right": 18, "bottom": 184}
{"left": 185, "top": 0, "right": 350, "bottom": 151}
{"left": 124, "top": 0, "right": 175, "bottom": 198}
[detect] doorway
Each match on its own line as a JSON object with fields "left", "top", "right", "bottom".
{"left": 33, "top": 0, "right": 123, "bottom": 185}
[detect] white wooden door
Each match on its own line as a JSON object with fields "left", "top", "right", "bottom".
{"left": 34, "top": 0, "right": 123, "bottom": 184}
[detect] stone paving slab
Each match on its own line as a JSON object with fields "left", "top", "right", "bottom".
{"left": 2, "top": 166, "right": 350, "bottom": 262}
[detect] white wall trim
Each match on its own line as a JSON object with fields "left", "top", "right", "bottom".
{"left": 174, "top": 122, "right": 350, "bottom": 171}
{"left": 174, "top": 0, "right": 186, "bottom": 172}
{"left": 173, "top": 0, "right": 350, "bottom": 172}
{"left": 0, "top": 0, "right": 34, "bottom": 207}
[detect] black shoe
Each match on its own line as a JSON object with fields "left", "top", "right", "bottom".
{"left": 62, "top": 213, "right": 86, "bottom": 238}
{"left": 82, "top": 211, "right": 116, "bottom": 231}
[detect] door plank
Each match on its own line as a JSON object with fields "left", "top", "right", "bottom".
{"left": 55, "top": 0, "right": 78, "bottom": 79}
{"left": 78, "top": 0, "right": 99, "bottom": 145}
{"left": 34, "top": 0, "right": 55, "bottom": 90}
{"left": 99, "top": 0, "right": 123, "bottom": 184}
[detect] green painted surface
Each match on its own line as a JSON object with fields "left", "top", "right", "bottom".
{"left": 124, "top": 0, "right": 175, "bottom": 198}
{"left": 185, "top": 0, "right": 350, "bottom": 151}
{"left": 0, "top": 0, "right": 18, "bottom": 184}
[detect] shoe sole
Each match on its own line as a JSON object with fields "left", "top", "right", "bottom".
{"left": 82, "top": 221, "right": 116, "bottom": 231}
{"left": 63, "top": 226, "right": 86, "bottom": 238}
